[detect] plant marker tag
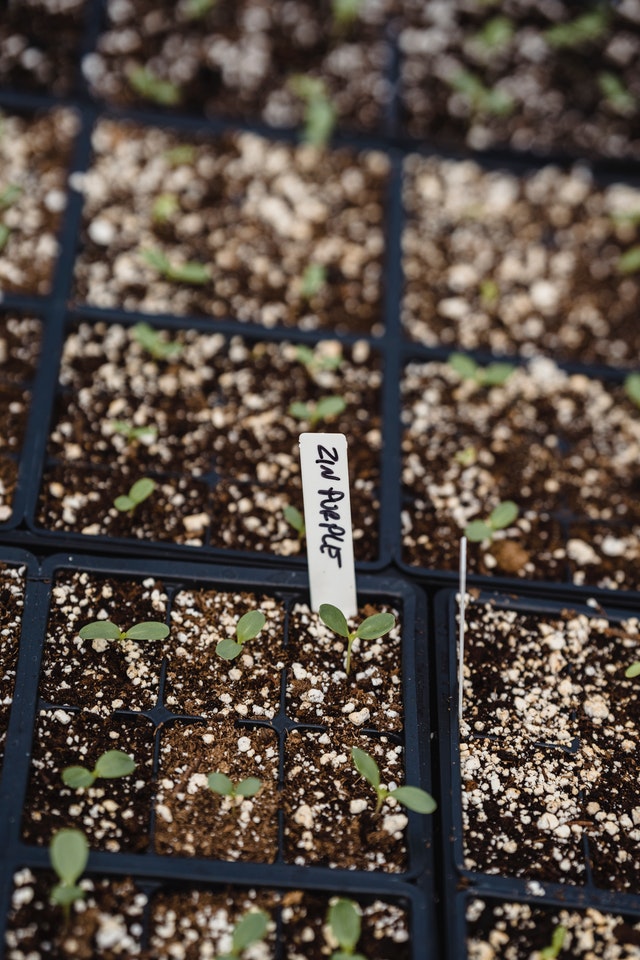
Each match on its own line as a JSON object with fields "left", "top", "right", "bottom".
{"left": 458, "top": 536, "right": 467, "bottom": 722}
{"left": 299, "top": 432, "right": 357, "bottom": 618}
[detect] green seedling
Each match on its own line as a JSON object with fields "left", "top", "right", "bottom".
{"left": 295, "top": 343, "right": 343, "bottom": 378}
{"left": 50, "top": 828, "right": 89, "bottom": 920}
{"left": 540, "top": 923, "right": 568, "bottom": 959}
{"left": 215, "top": 910, "right": 270, "bottom": 960}
{"left": 351, "top": 747, "right": 437, "bottom": 816}
{"left": 289, "top": 75, "right": 337, "bottom": 147}
{"left": 111, "top": 420, "right": 158, "bottom": 444}
{"left": 598, "top": 72, "right": 636, "bottom": 115}
{"left": 184, "top": 0, "right": 216, "bottom": 17}
{"left": 625, "top": 661, "right": 640, "bottom": 678}
{"left": 0, "top": 182, "right": 21, "bottom": 252}
{"left": 300, "top": 262, "right": 327, "bottom": 299}
{"left": 79, "top": 619, "right": 169, "bottom": 644}
{"left": 141, "top": 247, "right": 210, "bottom": 285}
{"left": 207, "top": 772, "right": 262, "bottom": 804}
{"left": 133, "top": 321, "right": 183, "bottom": 361}
{"left": 152, "top": 192, "right": 180, "bottom": 224}
{"left": 448, "top": 69, "right": 514, "bottom": 118}
{"left": 216, "top": 610, "right": 266, "bottom": 660}
{"left": 617, "top": 246, "right": 640, "bottom": 275}
{"left": 62, "top": 750, "right": 136, "bottom": 789}
{"left": 544, "top": 9, "right": 609, "bottom": 49}
{"left": 469, "top": 16, "right": 514, "bottom": 54}
{"left": 464, "top": 500, "right": 519, "bottom": 542}
{"left": 332, "top": 0, "right": 362, "bottom": 30}
{"left": 113, "top": 477, "right": 156, "bottom": 513}
{"left": 455, "top": 445, "right": 478, "bottom": 468}
{"left": 326, "top": 899, "right": 366, "bottom": 960}
{"left": 284, "top": 504, "right": 306, "bottom": 540}
{"left": 127, "top": 65, "right": 181, "bottom": 106}
{"left": 625, "top": 373, "right": 640, "bottom": 408}
{"left": 164, "top": 144, "right": 196, "bottom": 166}
{"left": 319, "top": 604, "right": 396, "bottom": 676}
{"left": 288, "top": 396, "right": 346, "bottom": 428}
{"left": 479, "top": 278, "right": 499, "bottom": 306}
{"left": 449, "top": 352, "right": 515, "bottom": 387}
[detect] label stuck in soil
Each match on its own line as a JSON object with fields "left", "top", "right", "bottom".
{"left": 299, "top": 432, "right": 357, "bottom": 617}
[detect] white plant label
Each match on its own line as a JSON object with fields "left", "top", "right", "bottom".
{"left": 299, "top": 432, "right": 357, "bottom": 618}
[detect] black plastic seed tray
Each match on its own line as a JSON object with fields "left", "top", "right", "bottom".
{"left": 434, "top": 586, "right": 640, "bottom": 950}
{"left": 0, "top": 552, "right": 436, "bottom": 957}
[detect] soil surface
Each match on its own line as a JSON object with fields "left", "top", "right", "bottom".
{"left": 37, "top": 322, "right": 383, "bottom": 559}
{"left": 401, "top": 356, "right": 640, "bottom": 587}
{"left": 459, "top": 599, "right": 640, "bottom": 892}
{"left": 0, "top": 0, "right": 86, "bottom": 96}
{"left": 403, "top": 155, "right": 640, "bottom": 367}
{"left": 72, "top": 120, "right": 389, "bottom": 335}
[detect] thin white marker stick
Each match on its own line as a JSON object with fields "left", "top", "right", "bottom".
{"left": 299, "top": 432, "right": 357, "bottom": 618}
{"left": 458, "top": 536, "right": 467, "bottom": 723}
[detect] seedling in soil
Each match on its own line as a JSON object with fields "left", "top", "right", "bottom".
{"left": 454, "top": 445, "right": 477, "bottom": 468}
{"left": 598, "top": 72, "right": 636, "bottom": 115}
{"left": 464, "top": 501, "right": 519, "bottom": 542}
{"left": 79, "top": 619, "right": 169, "bottom": 644}
{"left": 152, "top": 192, "right": 180, "bottom": 224}
{"left": 448, "top": 69, "right": 514, "bottom": 118}
{"left": 216, "top": 610, "right": 266, "bottom": 660}
{"left": 62, "top": 750, "right": 136, "bottom": 789}
{"left": 127, "top": 65, "right": 181, "bottom": 106}
{"left": 326, "top": 898, "right": 366, "bottom": 960}
{"left": 113, "top": 477, "right": 156, "bottom": 514}
{"left": 625, "top": 373, "right": 640, "bottom": 409}
{"left": 0, "top": 182, "right": 21, "bottom": 251}
{"left": 207, "top": 772, "right": 262, "bottom": 805}
{"left": 617, "top": 246, "right": 640, "bottom": 275}
{"left": 284, "top": 504, "right": 306, "bottom": 540}
{"left": 111, "top": 420, "right": 158, "bottom": 445}
{"left": 544, "top": 9, "right": 609, "bottom": 49}
{"left": 164, "top": 144, "right": 197, "bottom": 166}
{"left": 468, "top": 16, "right": 514, "bottom": 55}
{"left": 449, "top": 352, "right": 515, "bottom": 387}
{"left": 295, "top": 343, "right": 343, "bottom": 379}
{"left": 319, "top": 604, "right": 396, "bottom": 676}
{"left": 540, "top": 923, "right": 568, "bottom": 959}
{"left": 49, "top": 828, "right": 89, "bottom": 920}
{"left": 184, "top": 0, "right": 216, "bottom": 18}
{"left": 332, "top": 0, "right": 363, "bottom": 30}
{"left": 289, "top": 75, "right": 337, "bottom": 147}
{"left": 300, "top": 262, "right": 327, "bottom": 299}
{"left": 289, "top": 396, "right": 346, "bottom": 428}
{"left": 215, "top": 910, "right": 270, "bottom": 960}
{"left": 141, "top": 247, "right": 210, "bottom": 285}
{"left": 479, "top": 278, "right": 499, "bottom": 306}
{"left": 133, "top": 321, "right": 183, "bottom": 361}
{"left": 351, "top": 747, "right": 437, "bottom": 816}
{"left": 625, "top": 660, "right": 640, "bottom": 678}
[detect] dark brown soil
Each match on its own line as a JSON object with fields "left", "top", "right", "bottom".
{"left": 0, "top": 0, "right": 85, "bottom": 96}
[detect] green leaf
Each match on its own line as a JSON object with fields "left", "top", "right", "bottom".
{"left": 618, "top": 246, "right": 640, "bottom": 274}
{"left": 540, "top": 923, "right": 567, "bottom": 959}
{"left": 474, "top": 16, "right": 514, "bottom": 51}
{"left": 289, "top": 401, "right": 311, "bottom": 420}
{"left": 449, "top": 353, "right": 478, "bottom": 381}
{"left": 625, "top": 661, "right": 640, "bottom": 678}
{"left": 94, "top": 750, "right": 136, "bottom": 779}
{"left": 351, "top": 746, "right": 380, "bottom": 789}
{"left": 62, "top": 766, "right": 94, "bottom": 789}
{"left": 232, "top": 910, "right": 269, "bottom": 953}
{"left": 114, "top": 494, "right": 135, "bottom": 512}
{"left": 480, "top": 362, "right": 514, "bottom": 386}
{"left": 185, "top": 0, "right": 216, "bottom": 19}
{"left": 305, "top": 95, "right": 336, "bottom": 148}
{"left": 207, "top": 772, "right": 234, "bottom": 796}
{"left": 392, "top": 785, "right": 437, "bottom": 814}
{"left": 79, "top": 620, "right": 123, "bottom": 641}
{"left": 141, "top": 248, "right": 171, "bottom": 274}
{"left": 625, "top": 373, "right": 640, "bottom": 409}
{"left": 544, "top": 10, "right": 608, "bottom": 49}
{"left": 152, "top": 193, "right": 179, "bottom": 223}
{"left": 356, "top": 612, "right": 396, "bottom": 641}
{"left": 314, "top": 395, "right": 346, "bottom": 421}
{"left": 236, "top": 777, "right": 262, "bottom": 798}
{"left": 319, "top": 603, "right": 350, "bottom": 638}
{"left": 125, "top": 621, "right": 169, "bottom": 641}
{"left": 236, "top": 610, "right": 266, "bottom": 643}
{"left": 489, "top": 500, "right": 519, "bottom": 530}
{"left": 332, "top": 0, "right": 362, "bottom": 28}
{"left": 301, "top": 262, "right": 327, "bottom": 298}
{"left": 216, "top": 637, "right": 243, "bottom": 660}
{"left": 284, "top": 505, "right": 305, "bottom": 535}
{"left": 167, "top": 260, "right": 210, "bottom": 285}
{"left": 0, "top": 183, "right": 21, "bottom": 209}
{"left": 164, "top": 145, "right": 196, "bottom": 166}
{"left": 464, "top": 520, "right": 493, "bottom": 542}
{"left": 328, "top": 899, "right": 361, "bottom": 952}
{"left": 128, "top": 66, "right": 181, "bottom": 105}
{"left": 51, "top": 883, "right": 85, "bottom": 907}
{"left": 129, "top": 477, "right": 156, "bottom": 504}
{"left": 50, "top": 829, "right": 89, "bottom": 886}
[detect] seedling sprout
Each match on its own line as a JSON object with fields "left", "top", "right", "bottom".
{"left": 111, "top": 421, "right": 158, "bottom": 445}
{"left": 449, "top": 352, "right": 515, "bottom": 387}
{"left": 332, "top": 0, "right": 363, "bottom": 30}
{"left": 464, "top": 501, "right": 519, "bottom": 542}
{"left": 141, "top": 247, "right": 210, "bottom": 285}
{"left": 284, "top": 504, "right": 306, "bottom": 540}
{"left": 351, "top": 747, "right": 437, "bottom": 816}
{"left": 625, "top": 373, "right": 640, "bottom": 408}
{"left": 598, "top": 72, "right": 636, "bottom": 115}
{"left": 289, "top": 396, "right": 346, "bottom": 428}
{"left": 49, "top": 828, "right": 89, "bottom": 920}
{"left": 318, "top": 604, "right": 396, "bottom": 676}
{"left": 289, "top": 75, "right": 337, "bottom": 147}
{"left": 0, "top": 182, "right": 21, "bottom": 251}
{"left": 113, "top": 477, "right": 156, "bottom": 514}
{"left": 79, "top": 619, "right": 169, "bottom": 644}
{"left": 539, "top": 923, "right": 568, "bottom": 959}
{"left": 544, "top": 9, "right": 609, "bottom": 49}
{"left": 62, "top": 750, "right": 136, "bottom": 789}
{"left": 133, "top": 321, "right": 183, "bottom": 361}
{"left": 215, "top": 910, "right": 270, "bottom": 960}
{"left": 127, "top": 65, "right": 181, "bottom": 106}
{"left": 152, "top": 192, "right": 180, "bottom": 224}
{"left": 184, "top": 0, "right": 216, "bottom": 18}
{"left": 448, "top": 69, "right": 514, "bottom": 118}
{"left": 300, "top": 262, "right": 327, "bottom": 299}
{"left": 216, "top": 610, "right": 266, "bottom": 660}
{"left": 625, "top": 661, "right": 640, "bottom": 678}
{"left": 295, "top": 343, "right": 343, "bottom": 380}
{"left": 617, "top": 246, "right": 640, "bottom": 275}
{"left": 469, "top": 16, "right": 514, "bottom": 55}
{"left": 326, "top": 899, "right": 366, "bottom": 960}
{"left": 207, "top": 772, "right": 262, "bottom": 805}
